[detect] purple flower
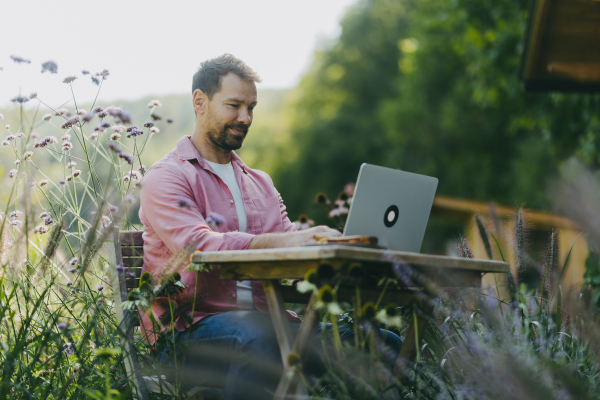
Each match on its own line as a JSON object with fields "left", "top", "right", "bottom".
{"left": 44, "top": 217, "right": 54, "bottom": 226}
{"left": 100, "top": 121, "right": 111, "bottom": 129}
{"left": 206, "top": 212, "right": 226, "bottom": 228}
{"left": 11, "top": 55, "right": 31, "bottom": 64}
{"left": 118, "top": 112, "right": 132, "bottom": 124}
{"left": 143, "top": 122, "right": 154, "bottom": 128}
{"left": 41, "top": 60, "right": 58, "bottom": 74}
{"left": 81, "top": 69, "right": 90, "bottom": 75}
{"left": 127, "top": 271, "right": 136, "bottom": 278}
{"left": 166, "top": 117, "right": 174, "bottom": 123}
{"left": 63, "top": 342, "right": 74, "bottom": 356}
{"left": 97, "top": 285, "right": 104, "bottom": 291}
{"left": 63, "top": 76, "right": 77, "bottom": 84}
{"left": 57, "top": 322, "right": 67, "bottom": 330}
{"left": 91, "top": 76, "right": 100, "bottom": 86}
{"left": 68, "top": 268, "right": 78, "bottom": 274}
{"left": 69, "top": 257, "right": 78, "bottom": 265}
{"left": 66, "top": 281, "right": 73, "bottom": 287}
{"left": 115, "top": 264, "right": 125, "bottom": 273}
{"left": 82, "top": 113, "right": 94, "bottom": 122}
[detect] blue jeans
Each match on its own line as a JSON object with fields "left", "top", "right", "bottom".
{"left": 158, "top": 311, "right": 402, "bottom": 400}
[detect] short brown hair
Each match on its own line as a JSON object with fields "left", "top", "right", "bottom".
{"left": 192, "top": 54, "right": 262, "bottom": 99}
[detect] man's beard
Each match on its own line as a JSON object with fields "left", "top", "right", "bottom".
{"left": 207, "top": 109, "right": 249, "bottom": 151}
{"left": 206, "top": 118, "right": 249, "bottom": 152}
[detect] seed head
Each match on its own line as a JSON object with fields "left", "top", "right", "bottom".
{"left": 14, "top": 160, "right": 20, "bottom": 165}
{"left": 40, "top": 212, "right": 50, "bottom": 218}
{"left": 23, "top": 151, "right": 33, "bottom": 159}
{"left": 147, "top": 100, "right": 162, "bottom": 108}
{"left": 9, "top": 220, "right": 22, "bottom": 227}
{"left": 17, "top": 132, "right": 25, "bottom": 138}
{"left": 143, "top": 122, "right": 154, "bottom": 128}
{"left": 97, "top": 111, "right": 108, "bottom": 119}
{"left": 89, "top": 132, "right": 98, "bottom": 140}
{"left": 150, "top": 127, "right": 160, "bottom": 133}
{"left": 110, "top": 133, "right": 121, "bottom": 140}
{"left": 0, "top": 114, "right": 3, "bottom": 120}
{"left": 73, "top": 169, "right": 81, "bottom": 177}
{"left": 1, "top": 141, "right": 9, "bottom": 147}
{"left": 77, "top": 109, "right": 87, "bottom": 115}
{"left": 58, "top": 178, "right": 66, "bottom": 185}
{"left": 62, "top": 142, "right": 73, "bottom": 151}
{"left": 8, "top": 169, "right": 18, "bottom": 178}
{"left": 66, "top": 161, "right": 76, "bottom": 168}
{"left": 39, "top": 180, "right": 49, "bottom": 186}
{"left": 125, "top": 195, "right": 136, "bottom": 204}
{"left": 6, "top": 135, "right": 16, "bottom": 141}
{"left": 55, "top": 108, "right": 69, "bottom": 116}
{"left": 150, "top": 113, "right": 161, "bottom": 121}
{"left": 30, "top": 92, "right": 37, "bottom": 99}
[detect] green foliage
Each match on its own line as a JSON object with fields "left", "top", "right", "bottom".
{"left": 273, "top": 0, "right": 600, "bottom": 224}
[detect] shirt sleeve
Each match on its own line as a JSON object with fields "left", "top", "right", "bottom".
{"left": 140, "top": 164, "right": 256, "bottom": 254}
{"left": 277, "top": 189, "right": 297, "bottom": 233}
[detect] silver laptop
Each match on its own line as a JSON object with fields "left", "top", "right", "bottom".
{"left": 343, "top": 163, "right": 438, "bottom": 252}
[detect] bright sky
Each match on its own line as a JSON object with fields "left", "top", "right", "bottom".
{"left": 0, "top": 0, "right": 355, "bottom": 108}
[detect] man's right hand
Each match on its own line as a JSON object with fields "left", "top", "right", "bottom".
{"left": 248, "top": 225, "right": 342, "bottom": 249}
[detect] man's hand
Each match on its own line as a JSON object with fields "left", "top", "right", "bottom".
{"left": 248, "top": 226, "right": 342, "bottom": 249}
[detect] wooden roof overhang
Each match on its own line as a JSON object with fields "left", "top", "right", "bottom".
{"left": 521, "top": 0, "right": 600, "bottom": 92}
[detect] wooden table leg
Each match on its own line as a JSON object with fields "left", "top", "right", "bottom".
{"left": 263, "top": 280, "right": 294, "bottom": 365}
{"left": 274, "top": 300, "right": 319, "bottom": 399}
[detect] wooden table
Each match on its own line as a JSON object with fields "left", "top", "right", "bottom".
{"left": 192, "top": 245, "right": 509, "bottom": 399}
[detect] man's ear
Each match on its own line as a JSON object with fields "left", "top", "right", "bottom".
{"left": 192, "top": 89, "right": 207, "bottom": 116}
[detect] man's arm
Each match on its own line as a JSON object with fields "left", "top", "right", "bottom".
{"left": 248, "top": 226, "right": 342, "bottom": 249}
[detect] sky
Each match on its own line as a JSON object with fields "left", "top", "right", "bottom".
{"left": 0, "top": 0, "right": 355, "bottom": 108}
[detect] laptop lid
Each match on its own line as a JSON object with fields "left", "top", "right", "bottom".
{"left": 343, "top": 163, "right": 438, "bottom": 252}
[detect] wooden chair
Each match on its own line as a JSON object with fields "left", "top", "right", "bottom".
{"left": 107, "top": 228, "right": 224, "bottom": 400}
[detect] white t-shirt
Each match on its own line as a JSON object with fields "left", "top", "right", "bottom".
{"left": 204, "top": 159, "right": 254, "bottom": 310}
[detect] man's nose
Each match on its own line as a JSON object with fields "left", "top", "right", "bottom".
{"left": 237, "top": 107, "right": 252, "bottom": 125}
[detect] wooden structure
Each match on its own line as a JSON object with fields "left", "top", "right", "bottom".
{"left": 107, "top": 229, "right": 223, "bottom": 400}
{"left": 521, "top": 0, "right": 600, "bottom": 91}
{"left": 192, "top": 246, "right": 509, "bottom": 399}
{"left": 432, "top": 195, "right": 588, "bottom": 295}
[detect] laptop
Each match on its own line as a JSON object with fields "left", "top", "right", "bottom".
{"left": 343, "top": 163, "right": 438, "bottom": 252}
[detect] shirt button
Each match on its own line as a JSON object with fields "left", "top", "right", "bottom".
{"left": 231, "top": 293, "right": 236, "bottom": 298}
{"left": 230, "top": 199, "right": 234, "bottom": 204}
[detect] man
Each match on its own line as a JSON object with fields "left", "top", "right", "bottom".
{"left": 139, "top": 54, "right": 401, "bottom": 400}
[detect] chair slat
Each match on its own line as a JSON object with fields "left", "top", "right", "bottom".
{"left": 122, "top": 246, "right": 144, "bottom": 257}
{"left": 120, "top": 231, "right": 144, "bottom": 246}
{"left": 122, "top": 257, "right": 144, "bottom": 268}
{"left": 126, "top": 278, "right": 140, "bottom": 289}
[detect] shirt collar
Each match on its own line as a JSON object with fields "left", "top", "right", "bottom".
{"left": 176, "top": 135, "right": 248, "bottom": 172}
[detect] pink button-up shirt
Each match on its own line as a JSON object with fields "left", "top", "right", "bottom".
{"left": 138, "top": 136, "right": 298, "bottom": 344}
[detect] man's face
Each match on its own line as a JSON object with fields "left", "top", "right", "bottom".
{"left": 204, "top": 72, "right": 258, "bottom": 151}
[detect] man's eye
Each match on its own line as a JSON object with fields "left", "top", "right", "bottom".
{"left": 248, "top": 107, "right": 254, "bottom": 113}
{"left": 228, "top": 104, "right": 239, "bottom": 108}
